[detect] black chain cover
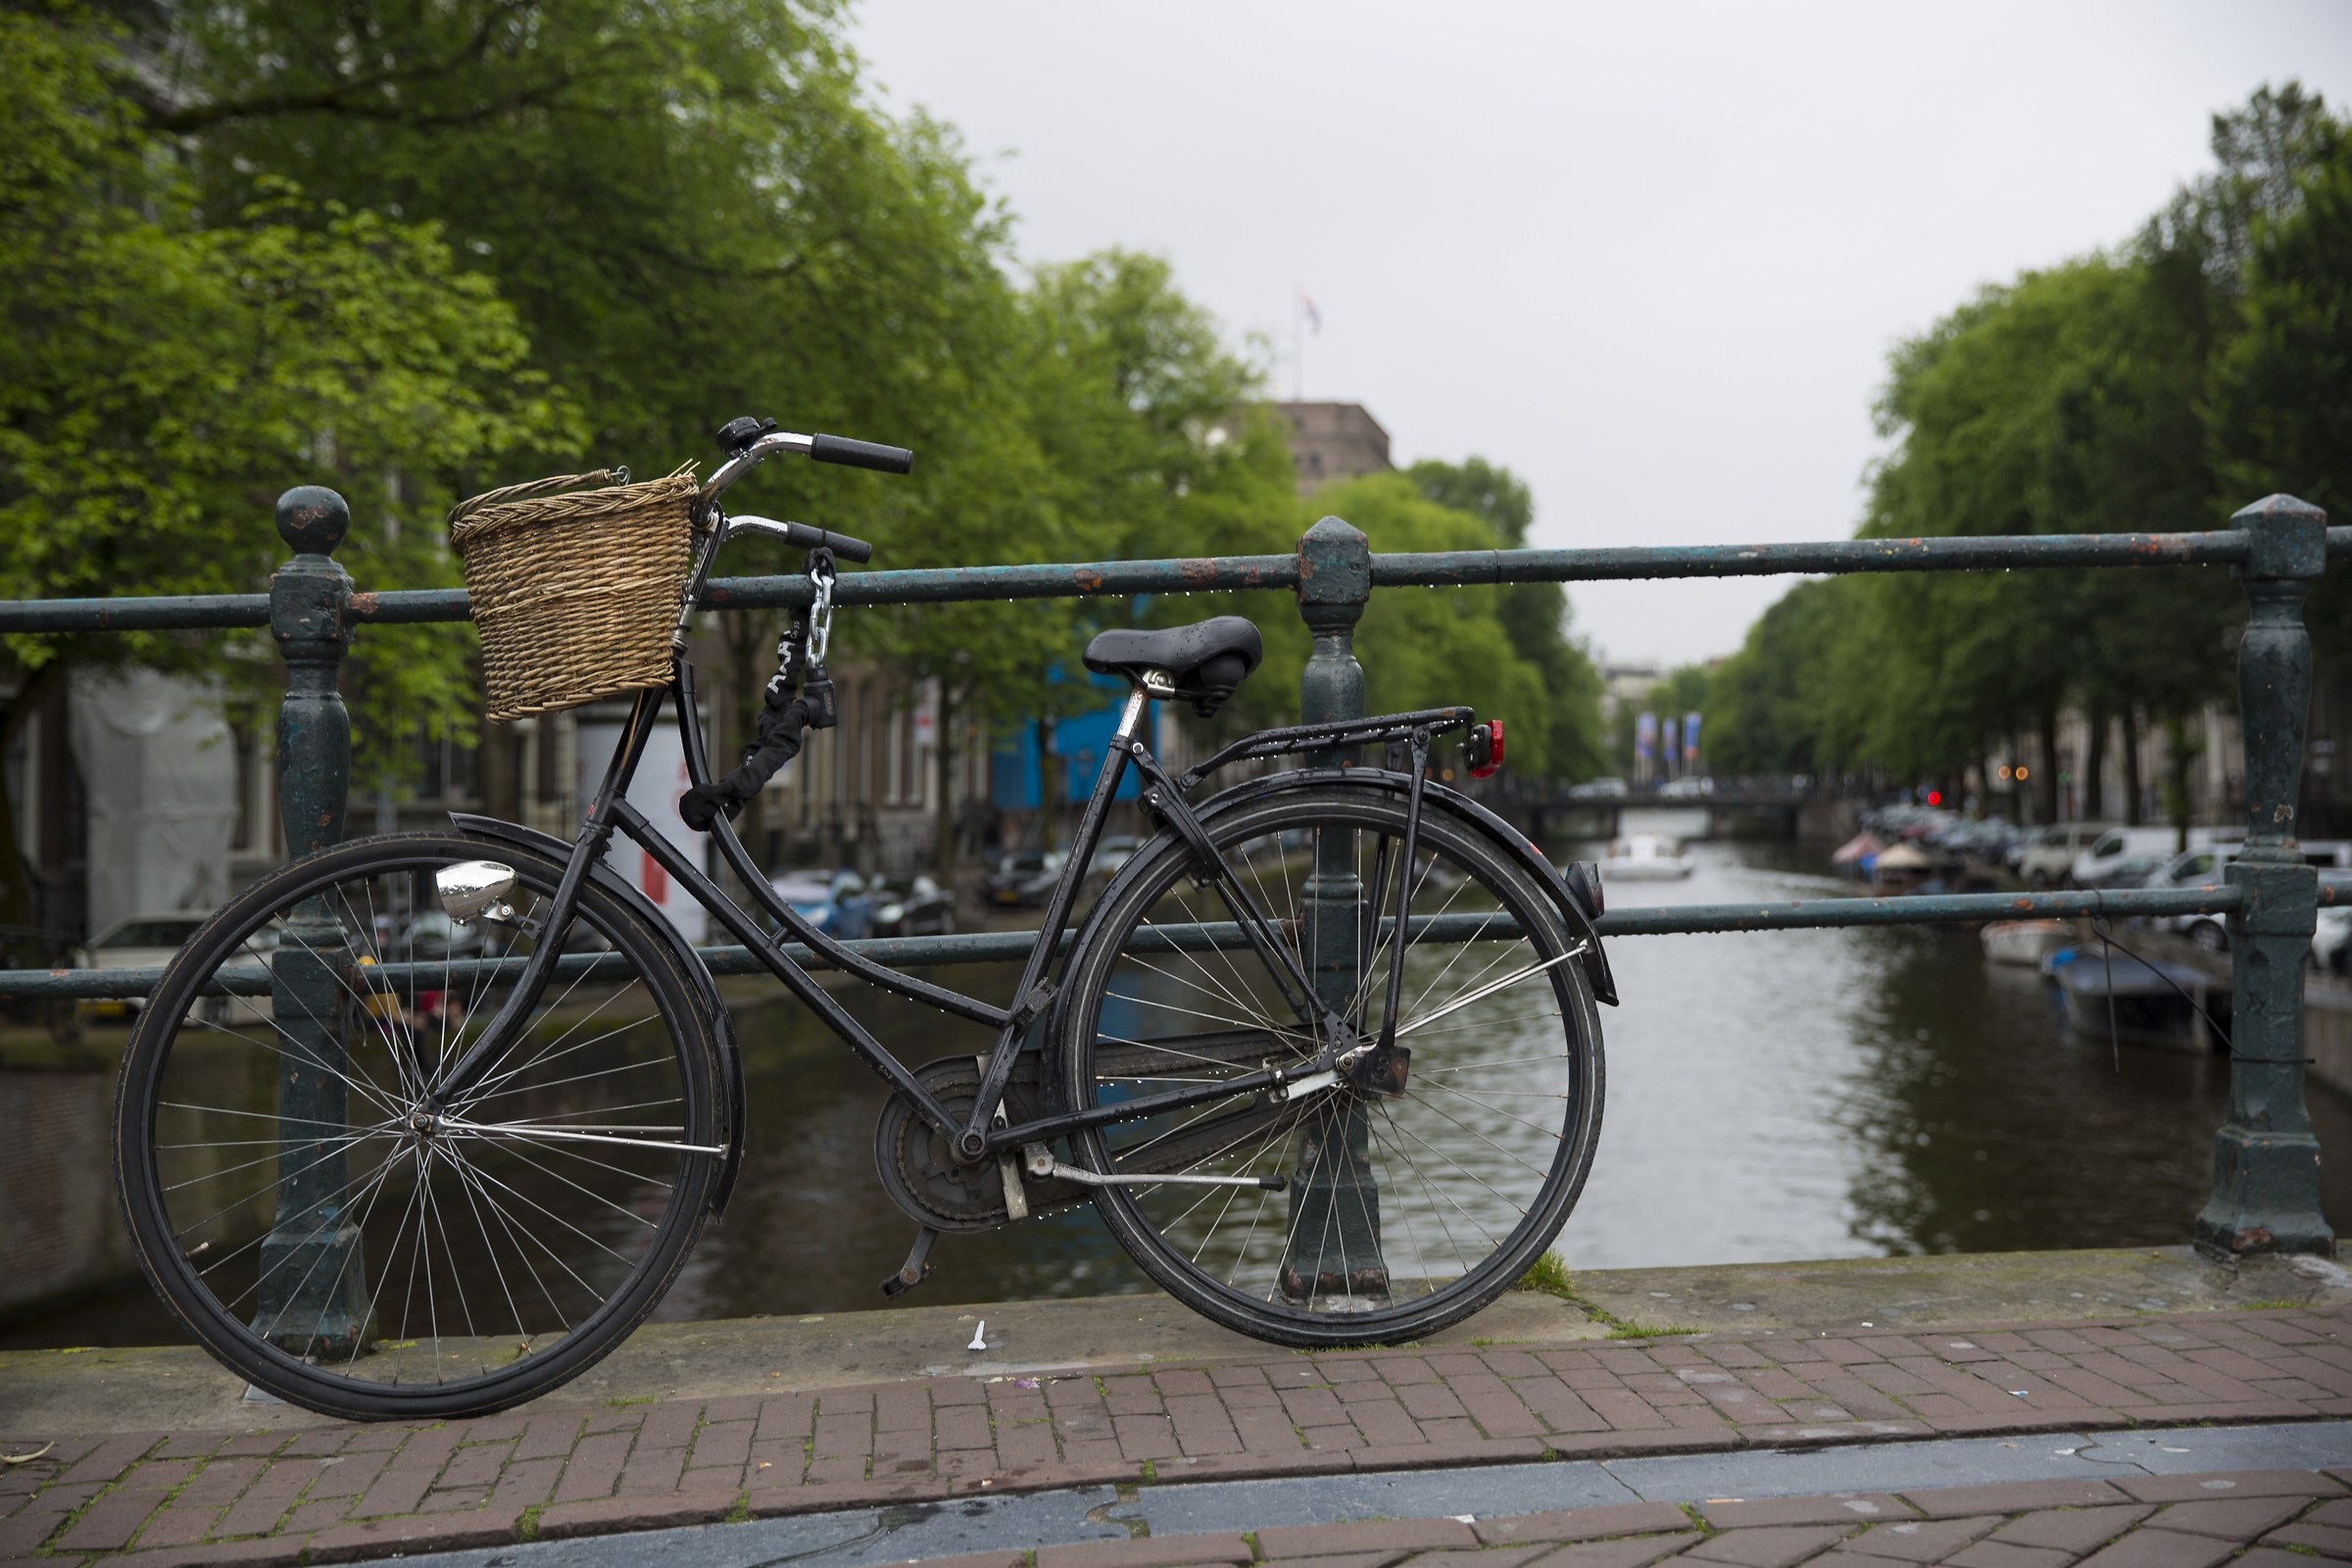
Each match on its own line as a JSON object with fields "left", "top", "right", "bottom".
{"left": 872, "top": 1055, "right": 1085, "bottom": 1232}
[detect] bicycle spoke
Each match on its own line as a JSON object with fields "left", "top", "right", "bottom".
{"left": 1073, "top": 791, "right": 1598, "bottom": 1337}
{"left": 127, "top": 835, "right": 711, "bottom": 1409}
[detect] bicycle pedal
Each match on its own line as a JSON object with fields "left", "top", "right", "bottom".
{"left": 880, "top": 1224, "right": 939, "bottom": 1298}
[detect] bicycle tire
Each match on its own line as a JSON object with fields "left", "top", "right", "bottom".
{"left": 113, "top": 831, "right": 721, "bottom": 1420}
{"left": 1058, "top": 784, "right": 1603, "bottom": 1347}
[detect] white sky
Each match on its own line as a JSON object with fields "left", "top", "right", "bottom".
{"left": 850, "top": 2, "right": 2352, "bottom": 668}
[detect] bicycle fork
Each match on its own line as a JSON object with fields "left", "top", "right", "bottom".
{"left": 417, "top": 685, "right": 670, "bottom": 1114}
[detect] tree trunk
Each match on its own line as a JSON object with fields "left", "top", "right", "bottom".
{"left": 2161, "top": 712, "right": 2203, "bottom": 853}
{"left": 725, "top": 614, "right": 770, "bottom": 874}
{"left": 480, "top": 719, "right": 517, "bottom": 822}
{"left": 0, "top": 662, "right": 66, "bottom": 945}
{"left": 934, "top": 682, "right": 958, "bottom": 888}
{"left": 2122, "top": 707, "right": 2144, "bottom": 825}
{"left": 1035, "top": 713, "right": 1059, "bottom": 852}
{"left": 2037, "top": 708, "right": 2062, "bottom": 824}
{"left": 2005, "top": 729, "right": 2028, "bottom": 823}
{"left": 2082, "top": 705, "right": 2107, "bottom": 822}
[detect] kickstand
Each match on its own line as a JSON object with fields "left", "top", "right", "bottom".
{"left": 880, "top": 1225, "right": 940, "bottom": 1298}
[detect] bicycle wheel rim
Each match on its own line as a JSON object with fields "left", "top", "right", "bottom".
{"left": 114, "top": 833, "right": 718, "bottom": 1417}
{"left": 1063, "top": 788, "right": 1602, "bottom": 1341}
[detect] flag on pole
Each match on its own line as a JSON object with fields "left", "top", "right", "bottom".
{"left": 1298, "top": 291, "right": 1321, "bottom": 334}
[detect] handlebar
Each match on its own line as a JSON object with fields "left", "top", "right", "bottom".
{"left": 726, "top": 514, "right": 874, "bottom": 564}
{"left": 706, "top": 416, "right": 913, "bottom": 502}
{"left": 809, "top": 432, "right": 914, "bottom": 474}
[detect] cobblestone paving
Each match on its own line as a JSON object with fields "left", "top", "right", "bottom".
{"left": 1, "top": 1306, "right": 2346, "bottom": 1565}
{"left": 937, "top": 1472, "right": 2352, "bottom": 1568}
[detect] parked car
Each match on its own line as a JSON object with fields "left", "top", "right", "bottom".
{"left": 2136, "top": 845, "right": 2261, "bottom": 950}
{"left": 2316, "top": 906, "right": 2352, "bottom": 975}
{"left": 769, "top": 868, "right": 873, "bottom": 938}
{"left": 1567, "top": 777, "right": 1629, "bottom": 800}
{"left": 2313, "top": 872, "right": 2352, "bottom": 973}
{"left": 870, "top": 874, "right": 955, "bottom": 938}
{"left": 2014, "top": 822, "right": 2114, "bottom": 885}
{"left": 984, "top": 850, "right": 1067, "bottom": 907}
{"left": 2068, "top": 826, "right": 2231, "bottom": 889}
{"left": 1657, "top": 775, "right": 1714, "bottom": 799}
{"left": 397, "top": 909, "right": 488, "bottom": 962}
{"left": 2076, "top": 852, "right": 2172, "bottom": 892}
{"left": 1090, "top": 835, "right": 1145, "bottom": 877}
{"left": 74, "top": 911, "right": 213, "bottom": 1022}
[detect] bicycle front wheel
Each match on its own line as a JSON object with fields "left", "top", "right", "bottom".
{"left": 1059, "top": 785, "right": 1603, "bottom": 1347}
{"left": 112, "top": 831, "right": 721, "bottom": 1420}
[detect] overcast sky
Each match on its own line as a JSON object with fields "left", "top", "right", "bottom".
{"left": 849, "top": 2, "right": 2352, "bottom": 669}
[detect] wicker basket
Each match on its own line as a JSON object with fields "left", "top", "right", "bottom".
{"left": 449, "top": 464, "right": 705, "bottom": 722}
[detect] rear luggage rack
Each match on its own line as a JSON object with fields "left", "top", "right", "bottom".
{"left": 1178, "top": 707, "right": 1475, "bottom": 790}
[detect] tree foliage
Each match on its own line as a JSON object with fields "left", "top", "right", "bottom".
{"left": 1404, "top": 458, "right": 1605, "bottom": 781}
{"left": 0, "top": 7, "right": 572, "bottom": 781}
{"left": 3, "top": 0, "right": 1604, "bottom": 904}
{"left": 1703, "top": 83, "right": 2352, "bottom": 808}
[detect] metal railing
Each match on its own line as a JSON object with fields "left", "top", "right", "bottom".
{"left": 0, "top": 487, "right": 2337, "bottom": 1259}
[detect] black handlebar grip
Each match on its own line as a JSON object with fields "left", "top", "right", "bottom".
{"left": 781, "top": 519, "right": 874, "bottom": 564}
{"left": 812, "top": 527, "right": 874, "bottom": 564}
{"left": 809, "top": 432, "right": 914, "bottom": 474}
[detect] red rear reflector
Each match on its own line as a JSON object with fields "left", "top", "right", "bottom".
{"left": 1471, "top": 718, "right": 1504, "bottom": 779}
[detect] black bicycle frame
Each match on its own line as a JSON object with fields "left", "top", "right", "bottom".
{"left": 425, "top": 655, "right": 1461, "bottom": 1164}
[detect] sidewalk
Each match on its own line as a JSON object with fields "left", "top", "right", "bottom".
{"left": 3, "top": 1294, "right": 2348, "bottom": 1565}
{"left": 951, "top": 1466, "right": 2352, "bottom": 1568}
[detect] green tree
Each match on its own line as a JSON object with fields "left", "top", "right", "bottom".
{"left": 110, "top": 0, "right": 1040, "bottom": 862}
{"left": 2209, "top": 99, "right": 2352, "bottom": 681}
{"left": 1304, "top": 473, "right": 1566, "bottom": 778}
{"left": 873, "top": 250, "right": 1298, "bottom": 860}
{"left": 1406, "top": 458, "right": 1605, "bottom": 780}
{"left": 0, "top": 7, "right": 571, "bottom": 928}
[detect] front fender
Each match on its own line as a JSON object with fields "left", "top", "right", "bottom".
{"left": 1076, "top": 768, "right": 1616, "bottom": 1007}
{"left": 447, "top": 813, "right": 747, "bottom": 1216}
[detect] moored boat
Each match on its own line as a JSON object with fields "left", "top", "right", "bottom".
{"left": 2048, "top": 946, "right": 2228, "bottom": 1051}
{"left": 1980, "top": 918, "right": 2071, "bottom": 966}
{"left": 1869, "top": 842, "right": 1933, "bottom": 889}
{"left": 1600, "top": 832, "right": 1694, "bottom": 880}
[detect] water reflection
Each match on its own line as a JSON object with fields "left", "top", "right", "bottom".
{"left": 651, "top": 978, "right": 1146, "bottom": 1325}
{"left": 1555, "top": 828, "right": 2352, "bottom": 1270}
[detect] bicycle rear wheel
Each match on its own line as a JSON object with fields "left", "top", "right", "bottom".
{"left": 112, "top": 831, "right": 720, "bottom": 1419}
{"left": 1058, "top": 785, "right": 1603, "bottom": 1347}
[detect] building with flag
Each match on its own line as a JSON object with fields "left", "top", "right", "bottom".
{"left": 1268, "top": 401, "right": 1392, "bottom": 496}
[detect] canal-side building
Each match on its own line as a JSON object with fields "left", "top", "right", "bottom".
{"left": 1265, "top": 401, "right": 1393, "bottom": 496}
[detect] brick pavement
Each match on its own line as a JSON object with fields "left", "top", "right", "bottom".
{"left": 0, "top": 1304, "right": 2345, "bottom": 1565}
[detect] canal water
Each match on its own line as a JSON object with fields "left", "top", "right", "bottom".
{"left": 13, "top": 821, "right": 2352, "bottom": 1348}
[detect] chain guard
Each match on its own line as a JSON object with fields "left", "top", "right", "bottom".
{"left": 874, "top": 1055, "right": 1087, "bottom": 1232}
{"left": 873, "top": 1035, "right": 1326, "bottom": 1233}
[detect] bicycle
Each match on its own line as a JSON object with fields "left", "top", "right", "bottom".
{"left": 112, "top": 416, "right": 1617, "bottom": 1420}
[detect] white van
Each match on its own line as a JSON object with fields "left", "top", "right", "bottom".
{"left": 2148, "top": 840, "right": 2352, "bottom": 950}
{"left": 2068, "top": 826, "right": 2230, "bottom": 888}
{"left": 2016, "top": 822, "right": 2114, "bottom": 885}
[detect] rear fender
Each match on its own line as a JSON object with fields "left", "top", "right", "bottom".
{"left": 447, "top": 812, "right": 747, "bottom": 1215}
{"left": 1070, "top": 768, "right": 1616, "bottom": 1008}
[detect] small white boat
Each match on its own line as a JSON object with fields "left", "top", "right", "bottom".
{"left": 1601, "top": 832, "right": 1694, "bottom": 881}
{"left": 1980, "top": 918, "right": 2070, "bottom": 966}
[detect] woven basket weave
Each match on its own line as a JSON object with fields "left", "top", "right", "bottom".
{"left": 449, "top": 463, "right": 705, "bottom": 722}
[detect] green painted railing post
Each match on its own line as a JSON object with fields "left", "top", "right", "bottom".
{"left": 253, "top": 486, "right": 372, "bottom": 1354}
{"left": 2199, "top": 493, "right": 2335, "bottom": 1260}
{"left": 1282, "top": 516, "right": 1390, "bottom": 1300}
